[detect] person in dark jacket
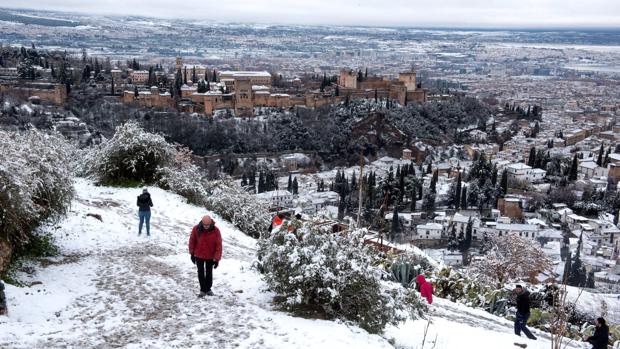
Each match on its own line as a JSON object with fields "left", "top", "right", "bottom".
{"left": 0, "top": 281, "right": 7, "bottom": 315}
{"left": 514, "top": 285, "right": 537, "bottom": 340}
{"left": 585, "top": 317, "right": 609, "bottom": 349}
{"left": 137, "top": 188, "right": 153, "bottom": 236}
{"left": 188, "top": 215, "right": 223, "bottom": 297}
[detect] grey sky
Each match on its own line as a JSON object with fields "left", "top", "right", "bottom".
{"left": 2, "top": 0, "right": 620, "bottom": 28}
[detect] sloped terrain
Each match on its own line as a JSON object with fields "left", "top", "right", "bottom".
{"left": 0, "top": 179, "right": 581, "bottom": 348}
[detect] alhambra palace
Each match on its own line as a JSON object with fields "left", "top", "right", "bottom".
{"left": 0, "top": 56, "right": 426, "bottom": 116}
{"left": 122, "top": 57, "right": 426, "bottom": 116}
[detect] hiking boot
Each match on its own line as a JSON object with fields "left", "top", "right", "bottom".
{"left": 206, "top": 290, "right": 215, "bottom": 296}
{"left": 197, "top": 292, "right": 207, "bottom": 298}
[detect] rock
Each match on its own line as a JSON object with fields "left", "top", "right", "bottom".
{"left": 86, "top": 213, "right": 103, "bottom": 222}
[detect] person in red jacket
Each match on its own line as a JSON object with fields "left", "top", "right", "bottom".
{"left": 416, "top": 274, "right": 433, "bottom": 304}
{"left": 189, "top": 215, "right": 222, "bottom": 297}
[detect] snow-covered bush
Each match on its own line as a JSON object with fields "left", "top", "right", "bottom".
{"left": 156, "top": 146, "right": 208, "bottom": 205}
{"left": 258, "top": 222, "right": 423, "bottom": 333}
{"left": 202, "top": 179, "right": 270, "bottom": 239}
{"left": 81, "top": 121, "right": 174, "bottom": 185}
{"left": 0, "top": 130, "right": 74, "bottom": 248}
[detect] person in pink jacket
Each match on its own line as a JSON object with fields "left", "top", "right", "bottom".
{"left": 416, "top": 274, "right": 433, "bottom": 304}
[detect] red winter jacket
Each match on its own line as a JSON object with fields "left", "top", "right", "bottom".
{"left": 188, "top": 223, "right": 222, "bottom": 261}
{"left": 417, "top": 274, "right": 433, "bottom": 304}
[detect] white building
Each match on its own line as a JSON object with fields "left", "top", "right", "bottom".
{"left": 415, "top": 222, "right": 444, "bottom": 240}
{"left": 505, "top": 163, "right": 547, "bottom": 183}
{"left": 566, "top": 214, "right": 590, "bottom": 230}
{"left": 495, "top": 223, "right": 540, "bottom": 239}
{"left": 578, "top": 160, "right": 598, "bottom": 179}
{"left": 301, "top": 191, "right": 340, "bottom": 214}
{"left": 256, "top": 190, "right": 294, "bottom": 209}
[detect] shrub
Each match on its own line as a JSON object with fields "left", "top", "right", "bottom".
{"left": 0, "top": 130, "right": 74, "bottom": 249}
{"left": 156, "top": 145, "right": 208, "bottom": 205}
{"left": 258, "top": 221, "right": 423, "bottom": 333}
{"left": 81, "top": 121, "right": 174, "bottom": 185}
{"left": 202, "top": 179, "right": 270, "bottom": 239}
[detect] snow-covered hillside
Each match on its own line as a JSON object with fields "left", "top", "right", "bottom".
{"left": 0, "top": 179, "right": 583, "bottom": 348}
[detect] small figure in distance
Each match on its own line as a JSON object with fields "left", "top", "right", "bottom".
{"left": 189, "top": 215, "right": 222, "bottom": 298}
{"left": 584, "top": 317, "right": 609, "bottom": 349}
{"left": 137, "top": 188, "right": 153, "bottom": 237}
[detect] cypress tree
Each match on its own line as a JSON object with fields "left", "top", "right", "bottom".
{"left": 464, "top": 218, "right": 473, "bottom": 250}
{"left": 528, "top": 147, "right": 536, "bottom": 167}
{"left": 258, "top": 172, "right": 265, "bottom": 193}
{"left": 562, "top": 251, "right": 572, "bottom": 284}
{"left": 568, "top": 153, "right": 578, "bottom": 181}
{"left": 461, "top": 187, "right": 468, "bottom": 210}
{"left": 500, "top": 169, "right": 508, "bottom": 197}
{"left": 430, "top": 170, "right": 438, "bottom": 194}
{"left": 597, "top": 144, "right": 604, "bottom": 167}
{"left": 292, "top": 178, "right": 298, "bottom": 195}
{"left": 422, "top": 191, "right": 435, "bottom": 215}
{"left": 390, "top": 205, "right": 401, "bottom": 241}
{"left": 585, "top": 270, "right": 595, "bottom": 288}
{"left": 455, "top": 172, "right": 462, "bottom": 209}
{"left": 287, "top": 173, "right": 293, "bottom": 192}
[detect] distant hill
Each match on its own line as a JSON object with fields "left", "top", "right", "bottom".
{"left": 0, "top": 11, "right": 80, "bottom": 27}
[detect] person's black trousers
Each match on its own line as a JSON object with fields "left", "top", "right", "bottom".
{"left": 195, "top": 258, "right": 214, "bottom": 293}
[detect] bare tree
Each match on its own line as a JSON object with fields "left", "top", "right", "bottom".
{"left": 471, "top": 234, "right": 553, "bottom": 287}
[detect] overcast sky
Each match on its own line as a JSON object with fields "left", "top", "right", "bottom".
{"left": 2, "top": 0, "right": 620, "bottom": 28}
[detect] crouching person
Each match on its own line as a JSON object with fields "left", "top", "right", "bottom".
{"left": 189, "top": 215, "right": 222, "bottom": 298}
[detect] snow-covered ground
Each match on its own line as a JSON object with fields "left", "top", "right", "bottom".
{"left": 0, "top": 179, "right": 585, "bottom": 348}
